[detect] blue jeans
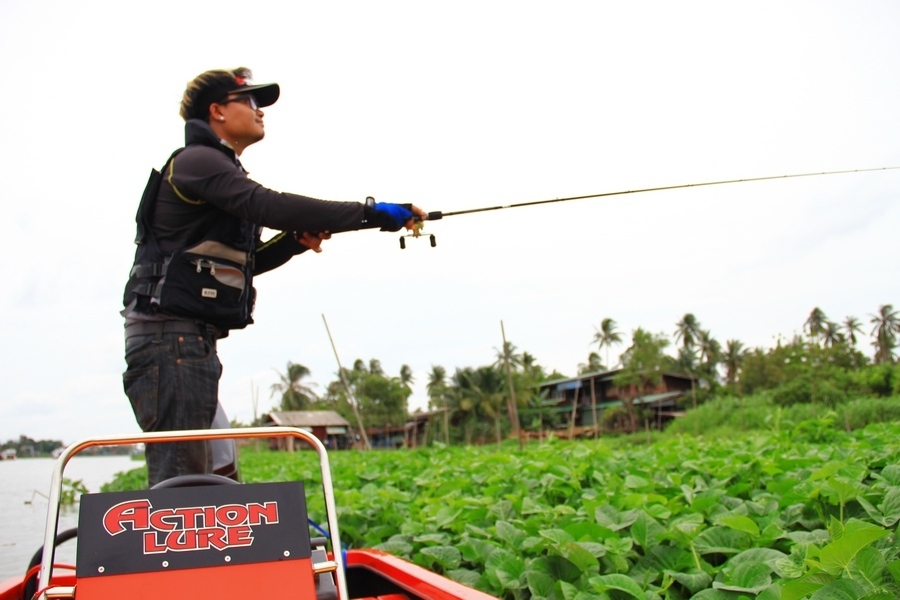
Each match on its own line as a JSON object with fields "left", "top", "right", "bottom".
{"left": 123, "top": 326, "right": 221, "bottom": 487}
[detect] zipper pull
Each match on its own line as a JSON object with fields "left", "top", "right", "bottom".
{"left": 210, "top": 263, "right": 216, "bottom": 276}
{"left": 195, "top": 260, "right": 202, "bottom": 273}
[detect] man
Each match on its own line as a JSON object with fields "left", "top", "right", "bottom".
{"left": 122, "top": 67, "right": 425, "bottom": 487}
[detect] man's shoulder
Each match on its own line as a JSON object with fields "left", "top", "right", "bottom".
{"left": 172, "top": 144, "right": 237, "bottom": 176}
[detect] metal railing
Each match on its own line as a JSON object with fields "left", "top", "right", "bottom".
{"left": 37, "top": 427, "right": 347, "bottom": 600}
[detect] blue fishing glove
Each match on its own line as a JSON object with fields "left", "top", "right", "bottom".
{"left": 364, "top": 198, "right": 414, "bottom": 232}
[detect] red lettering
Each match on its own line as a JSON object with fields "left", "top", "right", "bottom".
{"left": 248, "top": 502, "right": 279, "bottom": 526}
{"left": 216, "top": 504, "right": 248, "bottom": 527}
{"left": 143, "top": 531, "right": 167, "bottom": 554}
{"left": 227, "top": 525, "right": 254, "bottom": 547}
{"left": 173, "top": 506, "right": 204, "bottom": 529}
{"left": 149, "top": 508, "right": 178, "bottom": 531}
{"left": 166, "top": 529, "right": 196, "bottom": 551}
{"left": 196, "top": 528, "right": 229, "bottom": 550}
{"left": 104, "top": 500, "right": 151, "bottom": 535}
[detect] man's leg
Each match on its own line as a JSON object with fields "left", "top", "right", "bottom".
{"left": 124, "top": 328, "right": 221, "bottom": 487}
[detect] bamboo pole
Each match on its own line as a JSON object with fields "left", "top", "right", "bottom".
{"left": 322, "top": 314, "right": 371, "bottom": 450}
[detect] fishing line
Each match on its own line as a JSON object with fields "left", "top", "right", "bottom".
{"left": 426, "top": 166, "right": 900, "bottom": 221}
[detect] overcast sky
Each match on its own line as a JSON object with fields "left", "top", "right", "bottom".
{"left": 1, "top": 1, "right": 898, "bottom": 444}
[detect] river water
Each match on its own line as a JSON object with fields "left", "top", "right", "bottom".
{"left": 0, "top": 455, "right": 140, "bottom": 582}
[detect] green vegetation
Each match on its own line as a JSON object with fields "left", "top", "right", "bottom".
{"left": 97, "top": 304, "right": 900, "bottom": 598}
{"left": 104, "top": 414, "right": 900, "bottom": 599}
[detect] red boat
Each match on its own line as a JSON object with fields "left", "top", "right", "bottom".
{"left": 0, "top": 428, "right": 497, "bottom": 600}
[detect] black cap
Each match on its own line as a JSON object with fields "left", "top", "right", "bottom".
{"left": 182, "top": 69, "right": 280, "bottom": 121}
{"left": 227, "top": 77, "right": 280, "bottom": 108}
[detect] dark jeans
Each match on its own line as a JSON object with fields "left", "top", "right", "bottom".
{"left": 123, "top": 325, "right": 221, "bottom": 487}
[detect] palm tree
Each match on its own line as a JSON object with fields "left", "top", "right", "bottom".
{"left": 870, "top": 304, "right": 899, "bottom": 364}
{"left": 723, "top": 339, "right": 746, "bottom": 386}
{"left": 674, "top": 313, "right": 703, "bottom": 351}
{"left": 593, "top": 318, "right": 623, "bottom": 369}
{"left": 843, "top": 316, "right": 864, "bottom": 346}
{"left": 698, "top": 330, "right": 723, "bottom": 383}
{"left": 399, "top": 364, "right": 414, "bottom": 388}
{"left": 821, "top": 321, "right": 845, "bottom": 348}
{"left": 577, "top": 352, "right": 605, "bottom": 374}
{"left": 270, "top": 362, "right": 318, "bottom": 411}
{"left": 427, "top": 365, "right": 449, "bottom": 444}
{"left": 493, "top": 341, "right": 523, "bottom": 371}
{"left": 804, "top": 307, "right": 828, "bottom": 344}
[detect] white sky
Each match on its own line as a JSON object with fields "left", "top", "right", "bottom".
{"left": 1, "top": 1, "right": 898, "bottom": 444}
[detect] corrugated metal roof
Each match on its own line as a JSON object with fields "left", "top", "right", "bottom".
{"left": 266, "top": 410, "right": 351, "bottom": 427}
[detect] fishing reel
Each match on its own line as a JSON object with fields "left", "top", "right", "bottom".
{"left": 399, "top": 231, "right": 436, "bottom": 249}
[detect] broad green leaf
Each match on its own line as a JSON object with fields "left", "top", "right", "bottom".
{"left": 521, "top": 496, "right": 544, "bottom": 515}
{"left": 588, "top": 573, "right": 644, "bottom": 598}
{"left": 486, "top": 548, "right": 526, "bottom": 590}
{"left": 777, "top": 545, "right": 808, "bottom": 579}
{"left": 877, "top": 487, "right": 900, "bottom": 526}
{"left": 849, "top": 545, "right": 885, "bottom": 588}
{"left": 712, "top": 562, "right": 772, "bottom": 594}
{"left": 631, "top": 511, "right": 665, "bottom": 549}
{"left": 561, "top": 541, "right": 601, "bottom": 573}
{"left": 495, "top": 520, "right": 527, "bottom": 548}
{"left": 446, "top": 568, "right": 481, "bottom": 588}
{"left": 880, "top": 465, "right": 900, "bottom": 486}
{"left": 716, "top": 514, "right": 760, "bottom": 537}
{"left": 886, "top": 559, "right": 900, "bottom": 582}
{"left": 625, "top": 474, "right": 650, "bottom": 489}
{"left": 782, "top": 570, "right": 836, "bottom": 600}
{"left": 808, "top": 578, "right": 864, "bottom": 599}
{"left": 526, "top": 570, "right": 555, "bottom": 598}
{"left": 820, "top": 519, "right": 889, "bottom": 575}
{"left": 420, "top": 545, "right": 461, "bottom": 570}
{"left": 689, "top": 589, "right": 742, "bottom": 599}
{"left": 374, "top": 538, "right": 413, "bottom": 556}
{"left": 531, "top": 554, "right": 583, "bottom": 584}
{"left": 553, "top": 580, "right": 583, "bottom": 600}
{"left": 692, "top": 527, "right": 747, "bottom": 555}
{"left": 595, "top": 504, "right": 639, "bottom": 531}
{"left": 665, "top": 568, "right": 711, "bottom": 594}
{"left": 434, "top": 506, "right": 463, "bottom": 528}
{"left": 457, "top": 537, "right": 496, "bottom": 564}
{"left": 541, "top": 528, "right": 575, "bottom": 546}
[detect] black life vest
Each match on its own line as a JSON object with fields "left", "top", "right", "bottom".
{"left": 123, "top": 150, "right": 257, "bottom": 331}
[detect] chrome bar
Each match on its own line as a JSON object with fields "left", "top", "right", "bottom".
{"left": 37, "top": 427, "right": 348, "bottom": 600}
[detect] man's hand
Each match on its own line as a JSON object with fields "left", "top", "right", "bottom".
{"left": 367, "top": 199, "right": 429, "bottom": 232}
{"left": 296, "top": 231, "right": 331, "bottom": 253}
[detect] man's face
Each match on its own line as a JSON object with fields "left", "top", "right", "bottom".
{"left": 214, "top": 93, "right": 266, "bottom": 148}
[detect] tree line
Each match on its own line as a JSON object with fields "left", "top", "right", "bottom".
{"left": 261, "top": 304, "right": 900, "bottom": 444}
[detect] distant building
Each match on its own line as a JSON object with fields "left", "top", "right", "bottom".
{"left": 366, "top": 409, "right": 447, "bottom": 449}
{"left": 0, "top": 448, "right": 16, "bottom": 460}
{"left": 534, "top": 369, "right": 695, "bottom": 436}
{"left": 264, "top": 411, "right": 352, "bottom": 450}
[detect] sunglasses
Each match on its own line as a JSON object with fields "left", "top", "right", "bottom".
{"left": 218, "top": 94, "right": 259, "bottom": 111}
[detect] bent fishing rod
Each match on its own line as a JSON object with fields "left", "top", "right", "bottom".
{"left": 362, "top": 165, "right": 900, "bottom": 248}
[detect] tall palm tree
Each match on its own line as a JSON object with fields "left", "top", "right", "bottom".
{"left": 578, "top": 352, "right": 605, "bottom": 374}
{"left": 674, "top": 313, "right": 702, "bottom": 351}
{"left": 593, "top": 318, "right": 623, "bottom": 369}
{"left": 821, "top": 321, "right": 845, "bottom": 348}
{"left": 270, "top": 362, "right": 317, "bottom": 411}
{"left": 427, "top": 365, "right": 450, "bottom": 444}
{"left": 843, "top": 316, "right": 864, "bottom": 346}
{"left": 493, "top": 341, "right": 523, "bottom": 371}
{"left": 723, "top": 339, "right": 746, "bottom": 386}
{"left": 804, "top": 307, "right": 828, "bottom": 345}
{"left": 698, "top": 330, "right": 723, "bottom": 383}
{"left": 870, "top": 304, "right": 899, "bottom": 364}
{"left": 399, "top": 364, "right": 414, "bottom": 388}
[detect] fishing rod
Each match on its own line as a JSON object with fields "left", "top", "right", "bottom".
{"left": 391, "top": 165, "right": 900, "bottom": 249}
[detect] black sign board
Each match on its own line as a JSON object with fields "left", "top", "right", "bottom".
{"left": 76, "top": 481, "right": 311, "bottom": 578}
